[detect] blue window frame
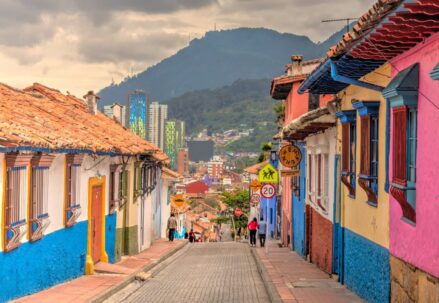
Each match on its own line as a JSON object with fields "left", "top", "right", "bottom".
{"left": 370, "top": 116, "right": 379, "bottom": 194}
{"left": 406, "top": 108, "right": 417, "bottom": 207}
{"left": 349, "top": 122, "right": 356, "bottom": 191}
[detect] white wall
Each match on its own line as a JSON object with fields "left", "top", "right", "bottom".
{"left": 0, "top": 152, "right": 120, "bottom": 252}
{"left": 305, "top": 127, "right": 336, "bottom": 222}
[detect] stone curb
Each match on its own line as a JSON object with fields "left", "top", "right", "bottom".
{"left": 250, "top": 247, "right": 283, "bottom": 303}
{"left": 90, "top": 241, "right": 188, "bottom": 303}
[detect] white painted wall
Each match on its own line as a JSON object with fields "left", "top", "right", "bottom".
{"left": 0, "top": 152, "right": 119, "bottom": 252}
{"left": 305, "top": 127, "right": 337, "bottom": 222}
{"left": 160, "top": 178, "right": 171, "bottom": 238}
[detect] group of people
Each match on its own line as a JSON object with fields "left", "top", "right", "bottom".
{"left": 168, "top": 213, "right": 267, "bottom": 247}
{"left": 167, "top": 213, "right": 196, "bottom": 243}
{"left": 248, "top": 217, "right": 266, "bottom": 247}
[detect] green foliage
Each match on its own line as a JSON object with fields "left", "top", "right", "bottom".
{"left": 224, "top": 123, "right": 277, "bottom": 153}
{"left": 258, "top": 152, "right": 265, "bottom": 163}
{"left": 261, "top": 142, "right": 272, "bottom": 152}
{"left": 273, "top": 102, "right": 285, "bottom": 116}
{"left": 222, "top": 189, "right": 250, "bottom": 230}
{"left": 210, "top": 216, "right": 230, "bottom": 224}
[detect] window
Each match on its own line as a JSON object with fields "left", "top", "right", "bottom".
{"left": 29, "top": 154, "right": 55, "bottom": 242}
{"left": 109, "top": 164, "right": 122, "bottom": 214}
{"left": 134, "top": 162, "right": 143, "bottom": 197}
{"left": 307, "top": 154, "right": 313, "bottom": 200}
{"left": 3, "top": 153, "right": 32, "bottom": 251}
{"left": 291, "top": 174, "right": 300, "bottom": 198}
{"left": 382, "top": 63, "right": 419, "bottom": 224}
{"left": 353, "top": 101, "right": 380, "bottom": 206}
{"left": 119, "top": 168, "right": 128, "bottom": 206}
{"left": 316, "top": 154, "right": 329, "bottom": 212}
{"left": 308, "top": 93, "right": 320, "bottom": 111}
{"left": 336, "top": 110, "right": 357, "bottom": 197}
{"left": 142, "top": 163, "right": 157, "bottom": 195}
{"left": 65, "top": 154, "right": 83, "bottom": 227}
{"left": 406, "top": 108, "right": 417, "bottom": 207}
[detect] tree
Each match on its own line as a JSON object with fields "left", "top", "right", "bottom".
{"left": 221, "top": 189, "right": 250, "bottom": 230}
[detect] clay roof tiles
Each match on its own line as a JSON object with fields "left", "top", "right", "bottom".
{"left": 0, "top": 82, "right": 168, "bottom": 162}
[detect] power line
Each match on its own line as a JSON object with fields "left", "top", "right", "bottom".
{"left": 321, "top": 18, "right": 359, "bottom": 33}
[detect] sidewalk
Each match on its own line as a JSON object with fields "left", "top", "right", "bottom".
{"left": 13, "top": 239, "right": 186, "bottom": 303}
{"left": 252, "top": 241, "right": 362, "bottom": 303}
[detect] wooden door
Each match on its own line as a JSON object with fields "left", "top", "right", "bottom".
{"left": 91, "top": 185, "right": 103, "bottom": 263}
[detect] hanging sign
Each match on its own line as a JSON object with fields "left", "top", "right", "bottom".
{"left": 279, "top": 144, "right": 302, "bottom": 168}
{"left": 281, "top": 169, "right": 300, "bottom": 177}
{"left": 261, "top": 183, "right": 276, "bottom": 199}
{"left": 258, "top": 163, "right": 278, "bottom": 183}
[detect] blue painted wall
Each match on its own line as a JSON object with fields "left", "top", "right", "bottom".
{"left": 260, "top": 197, "right": 276, "bottom": 237}
{"left": 292, "top": 145, "right": 306, "bottom": 257}
{"left": 105, "top": 214, "right": 117, "bottom": 264}
{"left": 0, "top": 221, "right": 88, "bottom": 303}
{"left": 343, "top": 228, "right": 390, "bottom": 303}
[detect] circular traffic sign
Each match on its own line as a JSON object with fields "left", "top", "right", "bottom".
{"left": 279, "top": 144, "right": 302, "bottom": 168}
{"left": 251, "top": 194, "right": 261, "bottom": 206}
{"left": 261, "top": 183, "right": 276, "bottom": 199}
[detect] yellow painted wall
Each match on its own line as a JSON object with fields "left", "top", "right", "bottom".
{"left": 337, "top": 64, "right": 391, "bottom": 248}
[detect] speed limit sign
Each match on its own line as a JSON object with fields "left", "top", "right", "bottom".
{"left": 261, "top": 183, "right": 276, "bottom": 199}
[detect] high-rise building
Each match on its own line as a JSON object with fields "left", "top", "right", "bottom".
{"left": 164, "top": 120, "right": 185, "bottom": 169}
{"left": 148, "top": 102, "right": 168, "bottom": 150}
{"left": 207, "top": 156, "right": 224, "bottom": 178}
{"left": 126, "top": 90, "right": 150, "bottom": 139}
{"left": 177, "top": 148, "right": 189, "bottom": 176}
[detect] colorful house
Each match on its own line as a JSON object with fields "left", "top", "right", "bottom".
{"left": 0, "top": 83, "right": 170, "bottom": 302}
{"left": 298, "top": 0, "right": 439, "bottom": 301}
{"left": 271, "top": 55, "right": 324, "bottom": 250}
{"left": 271, "top": 55, "right": 333, "bottom": 263}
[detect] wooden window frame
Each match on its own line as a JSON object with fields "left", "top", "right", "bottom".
{"left": 65, "top": 154, "right": 84, "bottom": 227}
{"left": 109, "top": 164, "right": 122, "bottom": 214}
{"left": 29, "top": 154, "right": 55, "bottom": 242}
{"left": 353, "top": 101, "right": 380, "bottom": 206}
{"left": 3, "top": 153, "right": 33, "bottom": 252}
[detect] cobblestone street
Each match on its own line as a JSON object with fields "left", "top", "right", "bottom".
{"left": 111, "top": 243, "right": 270, "bottom": 303}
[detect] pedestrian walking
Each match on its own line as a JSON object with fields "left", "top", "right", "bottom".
{"left": 248, "top": 217, "right": 258, "bottom": 247}
{"left": 167, "top": 213, "right": 177, "bottom": 242}
{"left": 258, "top": 217, "right": 267, "bottom": 247}
{"left": 189, "top": 229, "right": 195, "bottom": 243}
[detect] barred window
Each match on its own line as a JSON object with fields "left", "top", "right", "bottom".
{"left": 65, "top": 154, "right": 83, "bottom": 227}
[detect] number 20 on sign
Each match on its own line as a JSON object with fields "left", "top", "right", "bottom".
{"left": 261, "top": 183, "right": 276, "bottom": 199}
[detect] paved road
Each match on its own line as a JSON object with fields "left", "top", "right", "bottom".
{"left": 114, "top": 243, "right": 270, "bottom": 303}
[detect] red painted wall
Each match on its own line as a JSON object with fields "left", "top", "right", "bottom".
{"left": 310, "top": 207, "right": 333, "bottom": 273}
{"left": 185, "top": 181, "right": 209, "bottom": 194}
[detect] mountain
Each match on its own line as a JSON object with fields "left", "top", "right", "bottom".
{"left": 163, "top": 78, "right": 277, "bottom": 152}
{"left": 98, "top": 27, "right": 346, "bottom": 105}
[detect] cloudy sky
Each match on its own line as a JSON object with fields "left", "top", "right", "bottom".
{"left": 0, "top": 0, "right": 374, "bottom": 95}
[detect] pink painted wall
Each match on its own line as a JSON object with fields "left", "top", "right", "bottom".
{"left": 389, "top": 32, "right": 439, "bottom": 277}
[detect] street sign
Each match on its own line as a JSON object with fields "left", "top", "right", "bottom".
{"left": 279, "top": 144, "right": 302, "bottom": 168}
{"left": 258, "top": 163, "right": 278, "bottom": 183}
{"left": 234, "top": 208, "right": 243, "bottom": 217}
{"left": 281, "top": 169, "right": 300, "bottom": 177}
{"left": 249, "top": 179, "right": 261, "bottom": 191}
{"left": 172, "top": 194, "right": 185, "bottom": 207}
{"left": 261, "top": 183, "right": 276, "bottom": 199}
{"left": 251, "top": 194, "right": 261, "bottom": 206}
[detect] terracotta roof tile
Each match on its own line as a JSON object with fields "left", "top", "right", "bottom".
{"left": 0, "top": 82, "right": 168, "bottom": 162}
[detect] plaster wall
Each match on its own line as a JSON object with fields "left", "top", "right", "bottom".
{"left": 337, "top": 64, "right": 391, "bottom": 248}
{"left": 305, "top": 127, "right": 336, "bottom": 222}
{"left": 160, "top": 178, "right": 171, "bottom": 238}
{"left": 310, "top": 207, "right": 332, "bottom": 273}
{"left": 292, "top": 145, "right": 306, "bottom": 256}
{"left": 388, "top": 32, "right": 439, "bottom": 278}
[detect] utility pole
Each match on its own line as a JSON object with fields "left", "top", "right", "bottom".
{"left": 321, "top": 18, "right": 359, "bottom": 33}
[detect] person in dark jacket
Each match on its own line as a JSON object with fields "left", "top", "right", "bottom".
{"left": 189, "top": 229, "right": 195, "bottom": 243}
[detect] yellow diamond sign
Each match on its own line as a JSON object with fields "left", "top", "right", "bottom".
{"left": 258, "top": 163, "right": 278, "bottom": 183}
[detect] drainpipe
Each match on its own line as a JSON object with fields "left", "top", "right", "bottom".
{"left": 330, "top": 61, "right": 384, "bottom": 92}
